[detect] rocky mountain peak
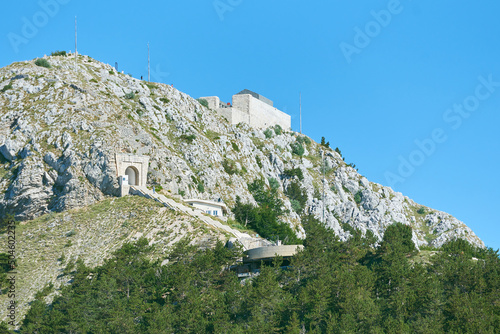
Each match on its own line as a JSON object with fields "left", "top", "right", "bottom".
{"left": 0, "top": 54, "right": 484, "bottom": 249}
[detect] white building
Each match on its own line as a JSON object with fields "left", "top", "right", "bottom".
{"left": 199, "top": 89, "right": 291, "bottom": 130}
{"left": 184, "top": 199, "right": 228, "bottom": 217}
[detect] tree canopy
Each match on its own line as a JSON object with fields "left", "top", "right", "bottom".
{"left": 18, "top": 221, "right": 500, "bottom": 333}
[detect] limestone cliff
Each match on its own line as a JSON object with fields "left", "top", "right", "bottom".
{"left": 0, "top": 54, "right": 484, "bottom": 249}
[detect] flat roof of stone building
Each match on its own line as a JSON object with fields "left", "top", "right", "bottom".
{"left": 236, "top": 89, "right": 273, "bottom": 107}
{"left": 244, "top": 244, "right": 304, "bottom": 262}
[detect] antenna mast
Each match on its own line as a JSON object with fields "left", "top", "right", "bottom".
{"left": 299, "top": 92, "right": 302, "bottom": 134}
{"left": 74, "top": 16, "right": 77, "bottom": 72}
{"left": 148, "top": 42, "right": 150, "bottom": 82}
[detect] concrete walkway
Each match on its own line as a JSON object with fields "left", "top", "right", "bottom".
{"left": 130, "top": 186, "right": 270, "bottom": 250}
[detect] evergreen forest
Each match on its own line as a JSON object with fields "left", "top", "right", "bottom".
{"left": 13, "top": 219, "right": 500, "bottom": 333}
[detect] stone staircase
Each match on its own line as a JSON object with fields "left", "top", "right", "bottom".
{"left": 129, "top": 186, "right": 271, "bottom": 250}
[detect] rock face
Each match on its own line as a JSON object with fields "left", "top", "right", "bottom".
{"left": 0, "top": 55, "right": 484, "bottom": 248}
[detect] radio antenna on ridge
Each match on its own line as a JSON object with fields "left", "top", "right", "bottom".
{"left": 299, "top": 92, "right": 302, "bottom": 134}
{"left": 148, "top": 42, "right": 150, "bottom": 82}
{"left": 74, "top": 16, "right": 77, "bottom": 72}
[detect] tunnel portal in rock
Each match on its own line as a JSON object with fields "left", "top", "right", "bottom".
{"left": 115, "top": 154, "right": 150, "bottom": 196}
{"left": 125, "top": 166, "right": 139, "bottom": 186}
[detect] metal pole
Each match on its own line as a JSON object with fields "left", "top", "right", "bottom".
{"left": 74, "top": 16, "right": 77, "bottom": 72}
{"left": 299, "top": 92, "right": 302, "bottom": 134}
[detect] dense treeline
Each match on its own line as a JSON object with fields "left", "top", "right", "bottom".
{"left": 17, "top": 219, "right": 500, "bottom": 333}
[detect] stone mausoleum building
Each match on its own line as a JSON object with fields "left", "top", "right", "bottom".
{"left": 200, "top": 89, "right": 291, "bottom": 130}
{"left": 115, "top": 153, "right": 149, "bottom": 197}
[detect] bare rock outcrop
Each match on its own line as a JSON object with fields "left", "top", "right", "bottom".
{"left": 0, "top": 55, "right": 484, "bottom": 249}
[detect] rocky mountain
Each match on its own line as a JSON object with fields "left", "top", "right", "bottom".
{"left": 0, "top": 54, "right": 484, "bottom": 251}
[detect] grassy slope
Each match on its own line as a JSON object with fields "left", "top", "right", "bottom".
{"left": 0, "top": 195, "right": 227, "bottom": 322}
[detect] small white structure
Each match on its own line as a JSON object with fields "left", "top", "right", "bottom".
{"left": 200, "top": 89, "right": 291, "bottom": 130}
{"left": 184, "top": 199, "right": 228, "bottom": 217}
{"left": 115, "top": 153, "right": 150, "bottom": 197}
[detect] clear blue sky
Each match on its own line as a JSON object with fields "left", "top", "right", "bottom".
{"left": 1, "top": 1, "right": 499, "bottom": 250}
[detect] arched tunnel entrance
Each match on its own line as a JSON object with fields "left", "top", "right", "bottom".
{"left": 125, "top": 166, "right": 139, "bottom": 186}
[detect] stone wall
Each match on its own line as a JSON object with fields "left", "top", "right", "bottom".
{"left": 232, "top": 107, "right": 251, "bottom": 125}
{"left": 232, "top": 94, "right": 251, "bottom": 114}
{"left": 201, "top": 96, "right": 219, "bottom": 110}
{"left": 234, "top": 94, "right": 291, "bottom": 130}
{"left": 199, "top": 93, "right": 291, "bottom": 130}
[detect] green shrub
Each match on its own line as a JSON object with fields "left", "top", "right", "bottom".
{"left": 247, "top": 179, "right": 283, "bottom": 213}
{"left": 178, "top": 190, "right": 186, "bottom": 197}
{"left": 89, "top": 78, "right": 98, "bottom": 83}
{"left": 0, "top": 84, "right": 13, "bottom": 93}
{"left": 0, "top": 252, "right": 13, "bottom": 273}
{"left": 159, "top": 97, "right": 170, "bottom": 104}
{"left": 264, "top": 128, "right": 273, "bottom": 139}
{"left": 255, "top": 155, "right": 262, "bottom": 168}
{"left": 125, "top": 92, "right": 135, "bottom": 99}
{"left": 290, "top": 199, "right": 302, "bottom": 213}
{"left": 296, "top": 136, "right": 311, "bottom": 145}
{"left": 197, "top": 183, "right": 205, "bottom": 193}
{"left": 58, "top": 253, "right": 66, "bottom": 262}
{"left": 268, "top": 177, "right": 280, "bottom": 190}
{"left": 274, "top": 125, "right": 282, "bottom": 135}
{"left": 231, "top": 142, "right": 240, "bottom": 152}
{"left": 34, "top": 58, "right": 51, "bottom": 68}
{"left": 354, "top": 191, "right": 363, "bottom": 204}
{"left": 283, "top": 168, "right": 304, "bottom": 181}
{"left": 109, "top": 70, "right": 115, "bottom": 75}
{"left": 179, "top": 134, "right": 196, "bottom": 143}
{"left": 285, "top": 180, "right": 307, "bottom": 213}
{"left": 335, "top": 147, "right": 342, "bottom": 157}
{"left": 35, "top": 282, "right": 54, "bottom": 300}
{"left": 346, "top": 162, "right": 357, "bottom": 170}
{"left": 197, "top": 98, "right": 209, "bottom": 108}
{"left": 145, "top": 83, "right": 157, "bottom": 90}
{"left": 417, "top": 207, "right": 426, "bottom": 215}
{"left": 222, "top": 158, "right": 238, "bottom": 175}
{"left": 379, "top": 222, "right": 416, "bottom": 255}
{"left": 135, "top": 109, "right": 144, "bottom": 117}
{"left": 320, "top": 136, "right": 330, "bottom": 148}
{"left": 291, "top": 142, "right": 304, "bottom": 156}
{"left": 50, "top": 50, "right": 67, "bottom": 57}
